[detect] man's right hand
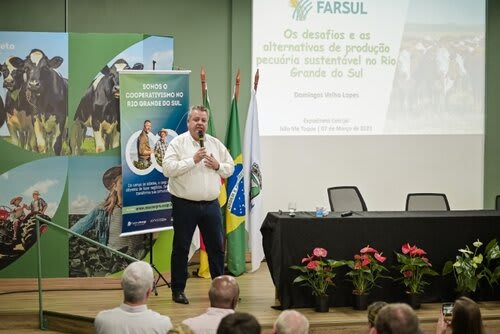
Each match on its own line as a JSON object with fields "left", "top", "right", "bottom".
{"left": 193, "top": 148, "right": 207, "bottom": 163}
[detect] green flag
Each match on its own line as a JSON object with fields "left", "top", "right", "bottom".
{"left": 204, "top": 90, "right": 217, "bottom": 137}
{"left": 224, "top": 96, "right": 246, "bottom": 276}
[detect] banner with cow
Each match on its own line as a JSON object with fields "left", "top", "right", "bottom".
{"left": 0, "top": 32, "right": 175, "bottom": 278}
{"left": 119, "top": 70, "right": 189, "bottom": 238}
{"left": 0, "top": 32, "right": 68, "bottom": 155}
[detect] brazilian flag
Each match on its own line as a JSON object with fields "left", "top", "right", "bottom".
{"left": 224, "top": 96, "right": 246, "bottom": 276}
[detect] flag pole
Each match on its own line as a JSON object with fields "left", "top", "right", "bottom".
{"left": 254, "top": 69, "right": 260, "bottom": 92}
{"left": 235, "top": 69, "right": 241, "bottom": 101}
{"left": 201, "top": 65, "right": 207, "bottom": 101}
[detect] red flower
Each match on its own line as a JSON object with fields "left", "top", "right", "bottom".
{"left": 410, "top": 247, "right": 427, "bottom": 257}
{"left": 360, "top": 245, "right": 378, "bottom": 254}
{"left": 402, "top": 243, "right": 412, "bottom": 254}
{"left": 313, "top": 247, "right": 328, "bottom": 258}
{"left": 307, "top": 261, "right": 319, "bottom": 269}
{"left": 301, "top": 255, "right": 313, "bottom": 264}
{"left": 403, "top": 270, "right": 413, "bottom": 278}
{"left": 362, "top": 257, "right": 371, "bottom": 266}
{"left": 374, "top": 253, "right": 387, "bottom": 263}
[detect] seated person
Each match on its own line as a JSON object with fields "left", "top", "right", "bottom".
{"left": 217, "top": 312, "right": 261, "bottom": 334}
{"left": 168, "top": 324, "right": 195, "bottom": 334}
{"left": 182, "top": 275, "right": 239, "bottom": 334}
{"left": 272, "top": 310, "right": 309, "bottom": 334}
{"left": 370, "top": 303, "right": 421, "bottom": 334}
{"left": 94, "top": 261, "right": 172, "bottom": 334}
{"left": 367, "top": 301, "right": 388, "bottom": 329}
{"left": 436, "top": 296, "right": 485, "bottom": 334}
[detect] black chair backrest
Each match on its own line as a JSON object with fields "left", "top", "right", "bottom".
{"left": 405, "top": 193, "right": 450, "bottom": 211}
{"left": 327, "top": 186, "right": 367, "bottom": 212}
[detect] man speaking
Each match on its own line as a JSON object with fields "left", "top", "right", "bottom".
{"left": 163, "top": 105, "right": 234, "bottom": 305}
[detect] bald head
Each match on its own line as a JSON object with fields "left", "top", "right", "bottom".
{"left": 273, "top": 310, "right": 309, "bottom": 334}
{"left": 209, "top": 275, "right": 240, "bottom": 309}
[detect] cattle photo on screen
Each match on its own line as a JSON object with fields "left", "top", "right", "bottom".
{"left": 0, "top": 32, "right": 68, "bottom": 155}
{"left": 69, "top": 59, "right": 144, "bottom": 155}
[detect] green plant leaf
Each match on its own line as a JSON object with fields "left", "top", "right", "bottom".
{"left": 442, "top": 261, "right": 454, "bottom": 275}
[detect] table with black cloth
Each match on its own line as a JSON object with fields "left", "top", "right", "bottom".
{"left": 261, "top": 210, "right": 500, "bottom": 309}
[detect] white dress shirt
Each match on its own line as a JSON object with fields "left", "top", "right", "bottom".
{"left": 94, "top": 303, "right": 172, "bottom": 334}
{"left": 182, "top": 307, "right": 235, "bottom": 334}
{"left": 163, "top": 132, "right": 234, "bottom": 201}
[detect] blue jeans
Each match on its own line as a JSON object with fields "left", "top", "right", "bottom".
{"left": 170, "top": 196, "right": 224, "bottom": 293}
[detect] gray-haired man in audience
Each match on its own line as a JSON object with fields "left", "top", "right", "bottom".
{"left": 94, "top": 261, "right": 173, "bottom": 334}
{"left": 272, "top": 310, "right": 309, "bottom": 334}
{"left": 370, "top": 303, "right": 421, "bottom": 334}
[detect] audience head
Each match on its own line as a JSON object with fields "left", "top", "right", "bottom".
{"left": 121, "top": 261, "right": 154, "bottom": 304}
{"left": 217, "top": 312, "right": 261, "bottom": 334}
{"left": 209, "top": 275, "right": 240, "bottom": 309}
{"left": 368, "top": 301, "right": 388, "bottom": 328}
{"left": 167, "top": 323, "right": 195, "bottom": 334}
{"left": 371, "top": 303, "right": 421, "bottom": 334}
{"left": 273, "top": 310, "right": 309, "bottom": 334}
{"left": 450, "top": 297, "right": 484, "bottom": 334}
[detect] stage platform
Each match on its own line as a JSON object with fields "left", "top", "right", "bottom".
{"left": 1, "top": 263, "right": 500, "bottom": 333}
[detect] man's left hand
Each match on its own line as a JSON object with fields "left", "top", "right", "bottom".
{"left": 204, "top": 154, "right": 220, "bottom": 171}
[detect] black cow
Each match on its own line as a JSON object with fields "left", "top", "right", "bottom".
{"left": 22, "top": 49, "right": 67, "bottom": 155}
{"left": 70, "top": 59, "right": 143, "bottom": 155}
{"left": 0, "top": 56, "right": 37, "bottom": 151}
{"left": 0, "top": 94, "right": 4, "bottom": 132}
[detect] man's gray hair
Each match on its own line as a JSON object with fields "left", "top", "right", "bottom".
{"left": 187, "top": 105, "right": 209, "bottom": 121}
{"left": 122, "top": 261, "right": 154, "bottom": 303}
{"left": 274, "top": 310, "right": 309, "bottom": 334}
{"left": 374, "top": 303, "right": 421, "bottom": 334}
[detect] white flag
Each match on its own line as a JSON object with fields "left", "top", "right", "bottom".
{"left": 243, "top": 90, "right": 264, "bottom": 272}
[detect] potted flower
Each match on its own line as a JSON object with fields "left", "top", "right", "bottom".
{"left": 291, "top": 247, "right": 344, "bottom": 312}
{"left": 344, "top": 245, "right": 389, "bottom": 310}
{"left": 442, "top": 239, "right": 499, "bottom": 296}
{"left": 395, "top": 243, "right": 438, "bottom": 309}
{"left": 483, "top": 238, "right": 500, "bottom": 288}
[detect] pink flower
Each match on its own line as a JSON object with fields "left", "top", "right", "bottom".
{"left": 360, "top": 245, "right": 378, "bottom": 254}
{"left": 403, "top": 270, "right": 413, "bottom": 278}
{"left": 354, "top": 262, "right": 361, "bottom": 269}
{"left": 374, "top": 253, "right": 387, "bottom": 263}
{"left": 301, "top": 255, "right": 313, "bottom": 264}
{"left": 307, "top": 261, "right": 319, "bottom": 269}
{"left": 361, "top": 257, "right": 371, "bottom": 266}
{"left": 402, "top": 243, "right": 412, "bottom": 254}
{"left": 410, "top": 247, "right": 427, "bottom": 257}
{"left": 313, "top": 247, "right": 328, "bottom": 258}
{"left": 354, "top": 254, "right": 361, "bottom": 260}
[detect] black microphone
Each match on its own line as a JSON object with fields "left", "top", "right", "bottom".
{"left": 197, "top": 130, "right": 204, "bottom": 148}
